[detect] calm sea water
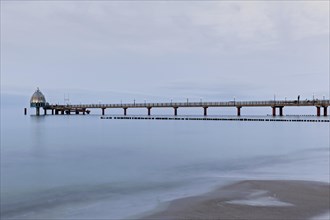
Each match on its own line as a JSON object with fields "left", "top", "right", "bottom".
{"left": 1, "top": 106, "right": 329, "bottom": 219}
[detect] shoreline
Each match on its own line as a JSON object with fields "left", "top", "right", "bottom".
{"left": 140, "top": 180, "right": 330, "bottom": 220}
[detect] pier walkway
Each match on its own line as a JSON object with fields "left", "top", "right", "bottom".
{"left": 43, "top": 100, "right": 330, "bottom": 117}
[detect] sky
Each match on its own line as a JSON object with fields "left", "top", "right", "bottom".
{"left": 1, "top": 1, "right": 329, "bottom": 105}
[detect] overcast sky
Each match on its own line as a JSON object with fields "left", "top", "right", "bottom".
{"left": 1, "top": 1, "right": 329, "bottom": 104}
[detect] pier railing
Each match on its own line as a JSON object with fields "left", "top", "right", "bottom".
{"left": 48, "top": 100, "right": 330, "bottom": 109}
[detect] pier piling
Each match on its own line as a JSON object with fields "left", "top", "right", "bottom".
{"left": 324, "top": 107, "right": 328, "bottom": 116}
{"left": 203, "top": 107, "right": 208, "bottom": 116}
{"left": 279, "top": 107, "right": 284, "bottom": 116}
{"left": 237, "top": 106, "right": 241, "bottom": 116}
{"left": 174, "top": 107, "right": 178, "bottom": 116}
{"left": 317, "top": 106, "right": 321, "bottom": 117}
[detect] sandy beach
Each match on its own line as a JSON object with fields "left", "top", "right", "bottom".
{"left": 142, "top": 180, "right": 330, "bottom": 220}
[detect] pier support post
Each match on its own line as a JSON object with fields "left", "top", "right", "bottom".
{"left": 124, "top": 108, "right": 127, "bottom": 116}
{"left": 316, "top": 106, "right": 321, "bottom": 116}
{"left": 279, "top": 107, "right": 284, "bottom": 116}
{"left": 237, "top": 106, "right": 241, "bottom": 116}
{"left": 61, "top": 110, "right": 65, "bottom": 115}
{"left": 147, "top": 107, "right": 152, "bottom": 116}
{"left": 24, "top": 108, "right": 27, "bottom": 115}
{"left": 323, "top": 107, "right": 327, "bottom": 116}
{"left": 55, "top": 110, "right": 58, "bottom": 115}
{"left": 272, "top": 107, "right": 276, "bottom": 116}
{"left": 83, "top": 109, "right": 86, "bottom": 115}
{"left": 36, "top": 107, "right": 40, "bottom": 116}
{"left": 44, "top": 109, "right": 47, "bottom": 115}
{"left": 174, "top": 107, "right": 178, "bottom": 116}
{"left": 203, "top": 107, "right": 208, "bottom": 116}
{"left": 102, "top": 108, "right": 106, "bottom": 116}
{"left": 76, "top": 110, "right": 79, "bottom": 114}
{"left": 52, "top": 109, "right": 54, "bottom": 115}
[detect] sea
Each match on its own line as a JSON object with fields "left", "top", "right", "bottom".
{"left": 1, "top": 101, "right": 329, "bottom": 219}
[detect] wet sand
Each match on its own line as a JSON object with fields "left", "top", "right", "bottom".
{"left": 142, "top": 180, "right": 330, "bottom": 220}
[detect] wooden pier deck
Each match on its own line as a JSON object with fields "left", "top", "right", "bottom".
{"left": 43, "top": 99, "right": 330, "bottom": 117}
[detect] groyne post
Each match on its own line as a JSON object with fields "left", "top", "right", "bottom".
{"left": 123, "top": 107, "right": 127, "bottom": 116}
{"left": 324, "top": 107, "right": 328, "bottom": 116}
{"left": 147, "top": 107, "right": 152, "bottom": 116}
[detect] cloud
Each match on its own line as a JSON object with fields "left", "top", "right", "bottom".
{"left": 1, "top": 1, "right": 329, "bottom": 101}
{"left": 2, "top": 1, "right": 328, "bottom": 54}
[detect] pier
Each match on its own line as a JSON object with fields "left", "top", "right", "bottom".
{"left": 29, "top": 89, "right": 329, "bottom": 117}
{"left": 43, "top": 100, "right": 329, "bottom": 117}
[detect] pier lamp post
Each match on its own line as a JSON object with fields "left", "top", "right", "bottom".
{"left": 274, "top": 94, "right": 276, "bottom": 102}
{"left": 186, "top": 98, "right": 189, "bottom": 105}
{"left": 234, "top": 96, "right": 236, "bottom": 105}
{"left": 144, "top": 99, "right": 146, "bottom": 106}
{"left": 323, "top": 96, "right": 325, "bottom": 101}
{"left": 285, "top": 97, "right": 287, "bottom": 102}
{"left": 171, "top": 99, "right": 172, "bottom": 104}
{"left": 134, "top": 99, "right": 135, "bottom": 106}
{"left": 313, "top": 93, "right": 315, "bottom": 101}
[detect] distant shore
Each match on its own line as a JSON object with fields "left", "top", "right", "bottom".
{"left": 141, "top": 180, "right": 330, "bottom": 220}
